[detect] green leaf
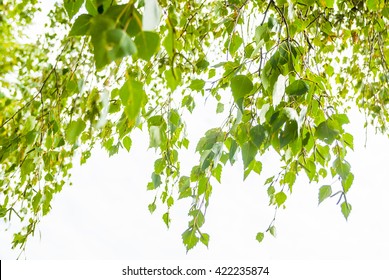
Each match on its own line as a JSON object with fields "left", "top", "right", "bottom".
{"left": 0, "top": 207, "right": 8, "bottom": 218}
{"left": 122, "top": 136, "right": 132, "bottom": 152}
{"left": 226, "top": 33, "right": 243, "bottom": 56}
{"left": 178, "top": 176, "right": 190, "bottom": 192}
{"left": 167, "top": 196, "right": 174, "bottom": 207}
{"left": 189, "top": 209, "right": 205, "bottom": 228}
{"left": 200, "top": 233, "right": 210, "bottom": 247}
{"left": 341, "top": 202, "right": 352, "bottom": 220}
{"left": 285, "top": 80, "right": 309, "bottom": 96}
{"left": 316, "top": 121, "right": 339, "bottom": 144}
{"left": 44, "top": 173, "right": 54, "bottom": 182}
{"left": 342, "top": 173, "right": 354, "bottom": 193}
{"left": 283, "top": 172, "right": 296, "bottom": 191}
{"left": 255, "top": 25, "right": 270, "bottom": 43}
{"left": 189, "top": 79, "right": 206, "bottom": 91}
{"left": 343, "top": 133, "right": 354, "bottom": 150}
{"left": 200, "top": 150, "right": 214, "bottom": 171}
{"left": 64, "top": 0, "right": 84, "bottom": 19}
{"left": 164, "top": 68, "right": 181, "bottom": 91}
{"left": 182, "top": 228, "right": 199, "bottom": 251}
{"left": 230, "top": 75, "right": 253, "bottom": 109}
{"left": 212, "top": 164, "right": 222, "bottom": 183}
{"left": 151, "top": 172, "right": 161, "bottom": 189}
{"left": 196, "top": 128, "right": 223, "bottom": 152}
{"left": 162, "top": 212, "right": 170, "bottom": 228}
{"left": 216, "top": 102, "right": 224, "bottom": 113}
{"left": 32, "top": 192, "right": 42, "bottom": 213}
{"left": 256, "top": 232, "right": 264, "bottom": 243}
{"left": 154, "top": 158, "right": 165, "bottom": 174}
{"left": 241, "top": 141, "right": 258, "bottom": 169}
{"left": 275, "top": 191, "right": 287, "bottom": 207}
{"left": 148, "top": 202, "right": 156, "bottom": 214}
{"left": 333, "top": 157, "right": 351, "bottom": 180}
{"left": 252, "top": 160, "right": 262, "bottom": 175}
{"left": 244, "top": 160, "right": 262, "bottom": 180}
{"left": 69, "top": 14, "right": 93, "bottom": 36}
{"left": 228, "top": 139, "right": 238, "bottom": 164}
{"left": 178, "top": 176, "right": 192, "bottom": 199}
{"left": 269, "top": 225, "right": 276, "bottom": 237}
{"left": 318, "top": 185, "right": 332, "bottom": 204}
{"left": 250, "top": 125, "right": 266, "bottom": 148}
{"left": 134, "top": 31, "right": 160, "bottom": 61}
{"left": 65, "top": 118, "right": 86, "bottom": 144}
{"left": 279, "top": 121, "right": 298, "bottom": 148}
{"left": 119, "top": 79, "right": 147, "bottom": 122}
{"left": 304, "top": 159, "right": 317, "bottom": 182}
{"left": 149, "top": 126, "right": 162, "bottom": 148}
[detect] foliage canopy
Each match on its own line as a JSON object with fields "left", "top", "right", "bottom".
{"left": 1, "top": 0, "right": 389, "bottom": 252}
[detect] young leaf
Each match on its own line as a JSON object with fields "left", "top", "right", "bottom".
{"left": 318, "top": 185, "right": 332, "bottom": 204}
{"left": 269, "top": 225, "right": 276, "bottom": 237}
{"left": 341, "top": 202, "right": 352, "bottom": 220}
{"left": 162, "top": 212, "right": 170, "bottom": 228}
{"left": 200, "top": 233, "right": 210, "bottom": 247}
{"left": 275, "top": 191, "right": 287, "bottom": 207}
{"left": 256, "top": 232, "right": 264, "bottom": 243}
{"left": 122, "top": 136, "right": 132, "bottom": 152}
{"left": 148, "top": 202, "right": 156, "bottom": 214}
{"left": 342, "top": 173, "right": 354, "bottom": 193}
{"left": 285, "top": 80, "right": 309, "bottom": 96}
{"left": 212, "top": 164, "right": 222, "bottom": 183}
{"left": 182, "top": 228, "right": 199, "bottom": 251}
{"left": 216, "top": 102, "right": 224, "bottom": 113}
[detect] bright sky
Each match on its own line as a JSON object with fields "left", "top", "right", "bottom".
{"left": 1, "top": 1, "right": 389, "bottom": 261}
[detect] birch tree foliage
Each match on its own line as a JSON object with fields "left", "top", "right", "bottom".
{"left": 0, "top": 0, "right": 388, "bottom": 252}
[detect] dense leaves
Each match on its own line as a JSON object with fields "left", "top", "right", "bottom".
{"left": 1, "top": 0, "right": 389, "bottom": 252}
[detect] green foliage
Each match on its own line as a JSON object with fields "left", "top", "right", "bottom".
{"left": 1, "top": 0, "right": 388, "bottom": 253}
